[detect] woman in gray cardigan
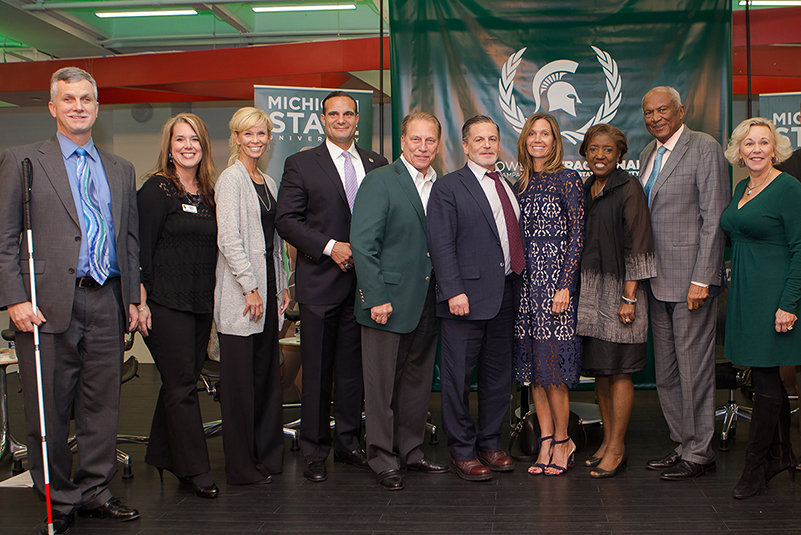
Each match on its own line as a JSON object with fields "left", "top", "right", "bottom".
{"left": 214, "top": 107, "right": 290, "bottom": 485}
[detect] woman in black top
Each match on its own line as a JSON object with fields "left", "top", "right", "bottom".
{"left": 575, "top": 124, "right": 656, "bottom": 478}
{"left": 137, "top": 113, "right": 219, "bottom": 498}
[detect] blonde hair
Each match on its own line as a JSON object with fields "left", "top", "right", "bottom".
{"left": 228, "top": 107, "right": 273, "bottom": 167}
{"left": 516, "top": 113, "right": 565, "bottom": 192}
{"left": 725, "top": 116, "right": 793, "bottom": 167}
{"left": 148, "top": 113, "right": 216, "bottom": 208}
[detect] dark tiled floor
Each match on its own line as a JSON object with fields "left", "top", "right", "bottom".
{"left": 1, "top": 364, "right": 800, "bottom": 534}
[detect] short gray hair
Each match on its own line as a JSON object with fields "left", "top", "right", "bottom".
{"left": 50, "top": 67, "right": 98, "bottom": 103}
{"left": 642, "top": 86, "right": 682, "bottom": 109}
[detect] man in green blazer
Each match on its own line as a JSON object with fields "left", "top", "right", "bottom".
{"left": 350, "top": 112, "right": 448, "bottom": 490}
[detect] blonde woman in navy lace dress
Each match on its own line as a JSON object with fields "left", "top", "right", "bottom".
{"left": 514, "top": 113, "right": 585, "bottom": 477}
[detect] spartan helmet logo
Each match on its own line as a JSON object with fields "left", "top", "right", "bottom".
{"left": 532, "top": 60, "right": 582, "bottom": 117}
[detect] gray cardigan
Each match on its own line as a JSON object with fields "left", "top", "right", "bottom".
{"left": 214, "top": 159, "right": 288, "bottom": 336}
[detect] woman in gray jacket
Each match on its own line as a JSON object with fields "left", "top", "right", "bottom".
{"left": 214, "top": 107, "right": 290, "bottom": 485}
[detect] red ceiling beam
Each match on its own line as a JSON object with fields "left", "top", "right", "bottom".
{"left": 0, "top": 36, "right": 390, "bottom": 95}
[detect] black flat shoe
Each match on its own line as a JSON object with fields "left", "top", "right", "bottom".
{"left": 646, "top": 451, "right": 681, "bottom": 470}
{"left": 590, "top": 450, "right": 628, "bottom": 479}
{"left": 333, "top": 448, "right": 369, "bottom": 469}
{"left": 660, "top": 459, "right": 716, "bottom": 481}
{"left": 40, "top": 511, "right": 72, "bottom": 535}
{"left": 304, "top": 460, "right": 328, "bottom": 482}
{"left": 78, "top": 497, "right": 140, "bottom": 522}
{"left": 192, "top": 481, "right": 219, "bottom": 499}
{"left": 377, "top": 469, "right": 404, "bottom": 490}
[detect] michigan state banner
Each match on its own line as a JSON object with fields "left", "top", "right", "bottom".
{"left": 390, "top": 0, "right": 731, "bottom": 179}
{"left": 253, "top": 86, "right": 374, "bottom": 184}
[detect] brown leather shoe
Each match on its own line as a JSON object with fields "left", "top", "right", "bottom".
{"left": 477, "top": 450, "right": 515, "bottom": 472}
{"left": 450, "top": 457, "right": 492, "bottom": 481}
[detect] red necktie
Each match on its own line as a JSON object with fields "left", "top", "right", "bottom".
{"left": 487, "top": 171, "right": 525, "bottom": 275}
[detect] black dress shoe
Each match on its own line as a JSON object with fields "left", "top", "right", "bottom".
{"left": 646, "top": 451, "right": 681, "bottom": 470}
{"left": 405, "top": 457, "right": 449, "bottom": 474}
{"left": 40, "top": 511, "right": 72, "bottom": 535}
{"left": 660, "top": 459, "right": 716, "bottom": 481}
{"left": 304, "top": 460, "right": 328, "bottom": 482}
{"left": 192, "top": 481, "right": 219, "bottom": 499}
{"left": 333, "top": 448, "right": 370, "bottom": 469}
{"left": 377, "top": 469, "right": 404, "bottom": 490}
{"left": 78, "top": 497, "right": 140, "bottom": 521}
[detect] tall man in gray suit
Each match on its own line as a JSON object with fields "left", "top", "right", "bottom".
{"left": 639, "top": 86, "right": 730, "bottom": 481}
{"left": 0, "top": 67, "right": 141, "bottom": 534}
{"left": 351, "top": 112, "right": 449, "bottom": 491}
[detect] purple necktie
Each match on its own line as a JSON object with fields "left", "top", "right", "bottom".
{"left": 487, "top": 171, "right": 525, "bottom": 275}
{"left": 342, "top": 151, "right": 358, "bottom": 213}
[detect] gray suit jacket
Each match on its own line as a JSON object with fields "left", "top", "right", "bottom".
{"left": 0, "top": 135, "right": 140, "bottom": 333}
{"left": 639, "top": 126, "right": 730, "bottom": 303}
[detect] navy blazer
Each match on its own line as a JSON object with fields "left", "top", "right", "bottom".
{"left": 426, "top": 163, "right": 509, "bottom": 321}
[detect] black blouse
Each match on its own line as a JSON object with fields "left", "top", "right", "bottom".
{"left": 138, "top": 175, "right": 217, "bottom": 313}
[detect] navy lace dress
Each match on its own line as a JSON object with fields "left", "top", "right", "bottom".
{"left": 514, "top": 168, "right": 585, "bottom": 388}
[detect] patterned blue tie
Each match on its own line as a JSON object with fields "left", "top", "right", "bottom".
{"left": 644, "top": 146, "right": 667, "bottom": 206}
{"left": 76, "top": 148, "right": 110, "bottom": 284}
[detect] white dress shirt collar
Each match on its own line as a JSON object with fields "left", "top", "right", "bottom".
{"left": 400, "top": 154, "right": 437, "bottom": 214}
{"left": 326, "top": 138, "right": 359, "bottom": 161}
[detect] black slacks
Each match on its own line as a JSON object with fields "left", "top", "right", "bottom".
{"left": 298, "top": 293, "right": 363, "bottom": 461}
{"left": 143, "top": 301, "right": 212, "bottom": 478}
{"left": 17, "top": 279, "right": 124, "bottom": 515}
{"left": 218, "top": 282, "right": 284, "bottom": 484}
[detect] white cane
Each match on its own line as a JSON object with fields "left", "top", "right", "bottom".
{"left": 21, "top": 157, "right": 55, "bottom": 535}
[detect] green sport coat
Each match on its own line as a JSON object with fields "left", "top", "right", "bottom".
{"left": 350, "top": 158, "right": 434, "bottom": 334}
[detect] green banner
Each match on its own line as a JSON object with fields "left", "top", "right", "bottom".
{"left": 253, "top": 86, "right": 374, "bottom": 184}
{"left": 390, "top": 0, "right": 731, "bottom": 180}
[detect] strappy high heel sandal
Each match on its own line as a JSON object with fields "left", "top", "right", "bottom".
{"left": 545, "top": 437, "right": 576, "bottom": 476}
{"left": 527, "top": 435, "right": 554, "bottom": 476}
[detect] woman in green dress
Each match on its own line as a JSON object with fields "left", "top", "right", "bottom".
{"left": 720, "top": 117, "right": 800, "bottom": 499}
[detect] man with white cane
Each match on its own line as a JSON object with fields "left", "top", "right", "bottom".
{"left": 0, "top": 67, "right": 141, "bottom": 534}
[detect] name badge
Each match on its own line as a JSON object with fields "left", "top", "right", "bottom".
{"left": 182, "top": 204, "right": 198, "bottom": 214}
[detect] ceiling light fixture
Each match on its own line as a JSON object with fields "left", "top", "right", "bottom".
{"left": 96, "top": 9, "right": 198, "bottom": 19}
{"left": 252, "top": 3, "right": 357, "bottom": 13}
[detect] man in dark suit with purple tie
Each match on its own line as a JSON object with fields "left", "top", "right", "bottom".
{"left": 275, "top": 91, "right": 388, "bottom": 482}
{"left": 427, "top": 115, "right": 521, "bottom": 481}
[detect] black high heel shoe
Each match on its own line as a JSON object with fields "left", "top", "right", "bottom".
{"left": 156, "top": 467, "right": 194, "bottom": 488}
{"left": 590, "top": 450, "right": 628, "bottom": 479}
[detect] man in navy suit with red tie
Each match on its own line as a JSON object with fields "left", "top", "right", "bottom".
{"left": 275, "top": 91, "right": 387, "bottom": 482}
{"left": 427, "top": 115, "right": 521, "bottom": 481}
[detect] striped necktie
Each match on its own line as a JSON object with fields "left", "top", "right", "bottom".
{"left": 76, "top": 148, "right": 110, "bottom": 284}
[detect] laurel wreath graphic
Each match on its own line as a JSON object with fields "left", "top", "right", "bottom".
{"left": 498, "top": 45, "right": 622, "bottom": 145}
